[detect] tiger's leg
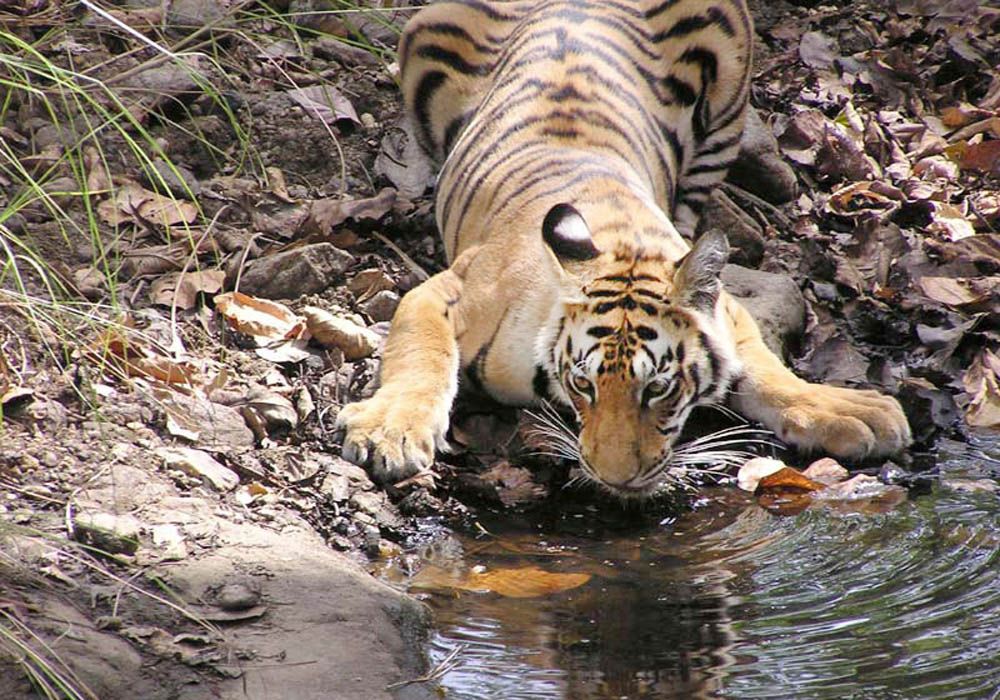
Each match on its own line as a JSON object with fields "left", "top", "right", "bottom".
{"left": 335, "top": 262, "right": 468, "bottom": 483}
{"left": 723, "top": 295, "right": 912, "bottom": 459}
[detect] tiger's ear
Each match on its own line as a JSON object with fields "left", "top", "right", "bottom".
{"left": 543, "top": 203, "right": 599, "bottom": 265}
{"left": 673, "top": 229, "right": 729, "bottom": 312}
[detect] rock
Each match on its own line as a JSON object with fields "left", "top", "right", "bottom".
{"left": 211, "top": 581, "right": 262, "bottom": 611}
{"left": 696, "top": 190, "right": 765, "bottom": 267}
{"left": 350, "top": 491, "right": 405, "bottom": 533}
{"left": 320, "top": 473, "right": 351, "bottom": 501}
{"left": 150, "top": 523, "right": 188, "bottom": 560}
{"left": 736, "top": 457, "right": 786, "bottom": 492}
{"left": 802, "top": 457, "right": 849, "bottom": 485}
{"left": 304, "top": 306, "right": 381, "bottom": 360}
{"left": 235, "top": 243, "right": 354, "bottom": 299}
{"left": 160, "top": 392, "right": 255, "bottom": 450}
{"left": 155, "top": 446, "right": 240, "bottom": 492}
{"left": 728, "top": 107, "right": 798, "bottom": 204}
{"left": 166, "top": 0, "right": 234, "bottom": 33}
{"left": 359, "top": 289, "right": 400, "bottom": 322}
{"left": 142, "top": 158, "right": 201, "bottom": 198}
{"left": 722, "top": 265, "right": 806, "bottom": 357}
{"left": 72, "top": 511, "right": 143, "bottom": 555}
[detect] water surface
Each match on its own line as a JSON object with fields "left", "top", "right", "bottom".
{"left": 384, "top": 433, "right": 1000, "bottom": 699}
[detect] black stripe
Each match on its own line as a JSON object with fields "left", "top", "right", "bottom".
{"left": 679, "top": 46, "right": 719, "bottom": 83}
{"left": 635, "top": 325, "right": 658, "bottom": 340}
{"left": 415, "top": 45, "right": 491, "bottom": 76}
{"left": 663, "top": 75, "right": 697, "bottom": 106}
{"left": 654, "top": 7, "right": 736, "bottom": 42}
{"left": 533, "top": 365, "right": 551, "bottom": 400}
{"left": 412, "top": 71, "right": 447, "bottom": 153}
{"left": 420, "top": 22, "right": 503, "bottom": 54}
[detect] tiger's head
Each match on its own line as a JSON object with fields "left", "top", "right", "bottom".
{"left": 537, "top": 203, "right": 743, "bottom": 497}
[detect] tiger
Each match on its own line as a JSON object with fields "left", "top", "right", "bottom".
{"left": 335, "top": 0, "right": 912, "bottom": 496}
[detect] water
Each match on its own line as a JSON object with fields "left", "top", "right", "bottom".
{"left": 383, "top": 433, "right": 1000, "bottom": 699}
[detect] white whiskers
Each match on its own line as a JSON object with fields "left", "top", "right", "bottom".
{"left": 523, "top": 402, "right": 776, "bottom": 496}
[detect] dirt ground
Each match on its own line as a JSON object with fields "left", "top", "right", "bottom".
{"left": 1, "top": 0, "right": 998, "bottom": 698}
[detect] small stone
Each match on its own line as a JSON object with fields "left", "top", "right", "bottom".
{"left": 155, "top": 447, "right": 240, "bottom": 492}
{"left": 320, "top": 473, "right": 351, "bottom": 502}
{"left": 941, "top": 479, "right": 999, "bottom": 494}
{"left": 142, "top": 158, "right": 201, "bottom": 199}
{"left": 696, "top": 190, "right": 764, "bottom": 267}
{"left": 212, "top": 582, "right": 261, "bottom": 611}
{"left": 722, "top": 265, "right": 806, "bottom": 358}
{"left": 360, "top": 113, "right": 377, "bottom": 129}
{"left": 150, "top": 524, "right": 187, "bottom": 560}
{"left": 802, "top": 457, "right": 849, "bottom": 485}
{"left": 728, "top": 107, "right": 798, "bottom": 204}
{"left": 359, "top": 289, "right": 400, "bottom": 322}
{"left": 234, "top": 243, "right": 355, "bottom": 299}
{"left": 73, "top": 512, "right": 142, "bottom": 556}
{"left": 736, "top": 457, "right": 786, "bottom": 492}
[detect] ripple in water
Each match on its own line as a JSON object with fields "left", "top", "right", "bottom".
{"left": 397, "top": 435, "right": 1000, "bottom": 699}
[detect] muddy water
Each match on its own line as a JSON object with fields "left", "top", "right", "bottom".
{"left": 382, "top": 433, "right": 1000, "bottom": 699}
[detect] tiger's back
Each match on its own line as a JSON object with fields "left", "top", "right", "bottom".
{"left": 399, "top": 0, "right": 753, "bottom": 257}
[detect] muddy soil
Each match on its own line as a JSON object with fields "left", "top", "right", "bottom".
{"left": 1, "top": 0, "right": 998, "bottom": 699}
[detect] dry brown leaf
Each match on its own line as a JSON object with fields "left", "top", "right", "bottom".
{"left": 214, "top": 292, "right": 307, "bottom": 344}
{"left": 736, "top": 457, "right": 786, "bottom": 492}
{"left": 962, "top": 349, "right": 1000, "bottom": 429}
{"left": 916, "top": 276, "right": 998, "bottom": 310}
{"left": 303, "top": 306, "right": 379, "bottom": 360}
{"left": 827, "top": 181, "right": 902, "bottom": 220}
{"left": 413, "top": 565, "right": 590, "bottom": 599}
{"left": 926, "top": 202, "right": 976, "bottom": 242}
{"left": 98, "top": 181, "right": 197, "bottom": 228}
{"left": 755, "top": 467, "right": 826, "bottom": 495}
{"left": 941, "top": 104, "right": 994, "bottom": 129}
{"left": 960, "top": 139, "right": 1000, "bottom": 174}
{"left": 305, "top": 188, "right": 397, "bottom": 234}
{"left": 150, "top": 270, "right": 225, "bottom": 309}
{"left": 93, "top": 331, "right": 198, "bottom": 385}
{"left": 265, "top": 166, "right": 296, "bottom": 203}
{"left": 286, "top": 85, "right": 359, "bottom": 125}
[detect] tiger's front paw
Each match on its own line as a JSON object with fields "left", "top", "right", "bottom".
{"left": 776, "top": 384, "right": 912, "bottom": 460}
{"left": 335, "top": 390, "right": 451, "bottom": 483}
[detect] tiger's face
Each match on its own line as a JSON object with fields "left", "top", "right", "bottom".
{"left": 539, "top": 204, "right": 741, "bottom": 496}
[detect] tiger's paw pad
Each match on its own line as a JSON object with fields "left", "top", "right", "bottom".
{"left": 335, "top": 393, "right": 450, "bottom": 483}
{"left": 778, "top": 385, "right": 912, "bottom": 460}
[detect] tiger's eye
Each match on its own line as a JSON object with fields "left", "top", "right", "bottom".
{"left": 645, "top": 378, "right": 670, "bottom": 396}
{"left": 642, "top": 378, "right": 673, "bottom": 406}
{"left": 572, "top": 374, "right": 593, "bottom": 394}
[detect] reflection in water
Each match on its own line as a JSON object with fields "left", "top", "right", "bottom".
{"left": 385, "top": 434, "right": 1000, "bottom": 699}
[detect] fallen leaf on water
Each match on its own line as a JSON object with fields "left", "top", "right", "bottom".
{"left": 755, "top": 467, "right": 825, "bottom": 495}
{"left": 411, "top": 564, "right": 590, "bottom": 599}
{"left": 962, "top": 349, "right": 1000, "bottom": 430}
{"left": 214, "top": 292, "right": 307, "bottom": 344}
